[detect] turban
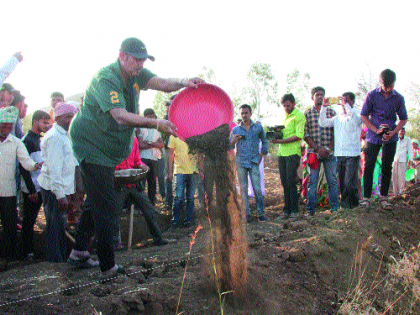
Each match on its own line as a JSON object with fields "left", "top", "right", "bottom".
{"left": 0, "top": 106, "right": 19, "bottom": 123}
{"left": 54, "top": 102, "right": 77, "bottom": 118}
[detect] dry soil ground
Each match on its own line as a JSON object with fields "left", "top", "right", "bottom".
{"left": 1, "top": 159, "right": 420, "bottom": 315}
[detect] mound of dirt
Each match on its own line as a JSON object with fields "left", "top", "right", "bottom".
{"left": 1, "top": 160, "right": 420, "bottom": 315}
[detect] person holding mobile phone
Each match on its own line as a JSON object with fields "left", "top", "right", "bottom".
{"left": 319, "top": 92, "right": 362, "bottom": 209}
{"left": 230, "top": 104, "right": 269, "bottom": 223}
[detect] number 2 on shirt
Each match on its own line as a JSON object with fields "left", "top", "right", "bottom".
{"left": 110, "top": 91, "right": 120, "bottom": 104}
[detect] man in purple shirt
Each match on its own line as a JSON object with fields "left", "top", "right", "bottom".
{"left": 360, "top": 69, "right": 408, "bottom": 209}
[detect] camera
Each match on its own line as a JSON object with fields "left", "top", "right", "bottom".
{"left": 379, "top": 124, "right": 391, "bottom": 135}
{"left": 266, "top": 125, "right": 285, "bottom": 140}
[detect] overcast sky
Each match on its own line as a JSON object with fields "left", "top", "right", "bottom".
{"left": 2, "top": 0, "right": 419, "bottom": 121}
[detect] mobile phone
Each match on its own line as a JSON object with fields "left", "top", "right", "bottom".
{"left": 329, "top": 97, "right": 339, "bottom": 104}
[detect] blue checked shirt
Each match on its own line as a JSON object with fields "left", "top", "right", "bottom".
{"left": 231, "top": 121, "right": 268, "bottom": 168}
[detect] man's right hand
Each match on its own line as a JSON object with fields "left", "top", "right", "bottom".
{"left": 231, "top": 134, "right": 243, "bottom": 145}
{"left": 158, "top": 119, "right": 177, "bottom": 136}
{"left": 57, "top": 197, "right": 69, "bottom": 212}
{"left": 318, "top": 147, "right": 330, "bottom": 159}
{"left": 167, "top": 173, "right": 173, "bottom": 183}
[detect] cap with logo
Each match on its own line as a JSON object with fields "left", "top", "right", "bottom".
{"left": 120, "top": 37, "right": 155, "bottom": 61}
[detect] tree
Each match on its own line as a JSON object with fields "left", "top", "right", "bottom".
{"left": 406, "top": 108, "right": 420, "bottom": 141}
{"left": 284, "top": 69, "right": 311, "bottom": 110}
{"left": 152, "top": 91, "right": 177, "bottom": 118}
{"left": 406, "top": 82, "right": 420, "bottom": 108}
{"left": 198, "top": 66, "right": 219, "bottom": 86}
{"left": 242, "top": 63, "right": 280, "bottom": 118}
{"left": 405, "top": 82, "right": 420, "bottom": 139}
{"left": 355, "top": 65, "right": 379, "bottom": 108}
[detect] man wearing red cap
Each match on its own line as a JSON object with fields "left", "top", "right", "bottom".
{"left": 68, "top": 37, "right": 204, "bottom": 277}
{"left": 38, "top": 102, "right": 79, "bottom": 263}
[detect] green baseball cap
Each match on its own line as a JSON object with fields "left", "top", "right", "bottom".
{"left": 120, "top": 37, "right": 155, "bottom": 61}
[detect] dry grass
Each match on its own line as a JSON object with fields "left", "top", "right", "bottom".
{"left": 339, "top": 239, "right": 420, "bottom": 315}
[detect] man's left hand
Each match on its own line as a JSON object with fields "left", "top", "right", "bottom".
{"left": 382, "top": 130, "right": 395, "bottom": 142}
{"left": 180, "top": 77, "right": 205, "bottom": 88}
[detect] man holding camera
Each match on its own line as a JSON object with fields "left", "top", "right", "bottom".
{"left": 270, "top": 94, "right": 306, "bottom": 220}
{"left": 360, "top": 69, "right": 407, "bottom": 209}
{"left": 231, "top": 104, "right": 269, "bottom": 223}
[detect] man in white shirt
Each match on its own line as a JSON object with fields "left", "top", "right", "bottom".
{"left": 137, "top": 108, "right": 164, "bottom": 206}
{"left": 0, "top": 106, "right": 40, "bottom": 263}
{"left": 319, "top": 92, "right": 362, "bottom": 209}
{"left": 38, "top": 102, "right": 84, "bottom": 263}
{"left": 392, "top": 128, "right": 412, "bottom": 195}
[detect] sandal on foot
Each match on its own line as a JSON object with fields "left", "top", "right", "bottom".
{"left": 359, "top": 198, "right": 370, "bottom": 207}
{"left": 67, "top": 256, "right": 99, "bottom": 269}
{"left": 379, "top": 197, "right": 392, "bottom": 210}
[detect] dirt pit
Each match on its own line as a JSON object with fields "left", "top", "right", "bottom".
{"left": 1, "top": 158, "right": 420, "bottom": 315}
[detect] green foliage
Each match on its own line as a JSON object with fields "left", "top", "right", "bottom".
{"left": 406, "top": 108, "right": 420, "bottom": 141}
{"left": 284, "top": 69, "right": 311, "bottom": 110}
{"left": 406, "top": 82, "right": 420, "bottom": 108}
{"left": 152, "top": 91, "right": 177, "bottom": 118}
{"left": 198, "top": 66, "right": 219, "bottom": 86}
{"left": 243, "top": 63, "right": 280, "bottom": 118}
{"left": 355, "top": 65, "right": 379, "bottom": 108}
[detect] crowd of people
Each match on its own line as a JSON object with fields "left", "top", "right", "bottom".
{"left": 0, "top": 38, "right": 416, "bottom": 278}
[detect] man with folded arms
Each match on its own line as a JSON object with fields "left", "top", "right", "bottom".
{"left": 68, "top": 37, "right": 204, "bottom": 277}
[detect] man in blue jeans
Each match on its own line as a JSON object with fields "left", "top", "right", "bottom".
{"left": 167, "top": 135, "right": 198, "bottom": 230}
{"left": 231, "top": 104, "right": 269, "bottom": 223}
{"left": 304, "top": 87, "right": 340, "bottom": 216}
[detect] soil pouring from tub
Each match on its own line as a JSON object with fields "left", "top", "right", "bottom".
{"left": 186, "top": 123, "right": 248, "bottom": 297}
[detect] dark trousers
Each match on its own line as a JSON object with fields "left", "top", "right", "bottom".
{"left": 278, "top": 155, "right": 301, "bottom": 215}
{"left": 157, "top": 157, "right": 166, "bottom": 199}
{"left": 21, "top": 191, "right": 43, "bottom": 256}
{"left": 40, "top": 189, "right": 67, "bottom": 263}
{"left": 74, "top": 161, "right": 118, "bottom": 272}
{"left": 0, "top": 196, "right": 17, "bottom": 260}
{"left": 337, "top": 156, "right": 360, "bottom": 208}
{"left": 166, "top": 179, "right": 173, "bottom": 207}
{"left": 363, "top": 141, "right": 397, "bottom": 198}
{"left": 116, "top": 187, "right": 162, "bottom": 242}
{"left": 142, "top": 159, "right": 158, "bottom": 205}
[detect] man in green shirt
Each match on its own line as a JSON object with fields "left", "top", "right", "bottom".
{"left": 270, "top": 94, "right": 306, "bottom": 220}
{"left": 68, "top": 37, "right": 204, "bottom": 277}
